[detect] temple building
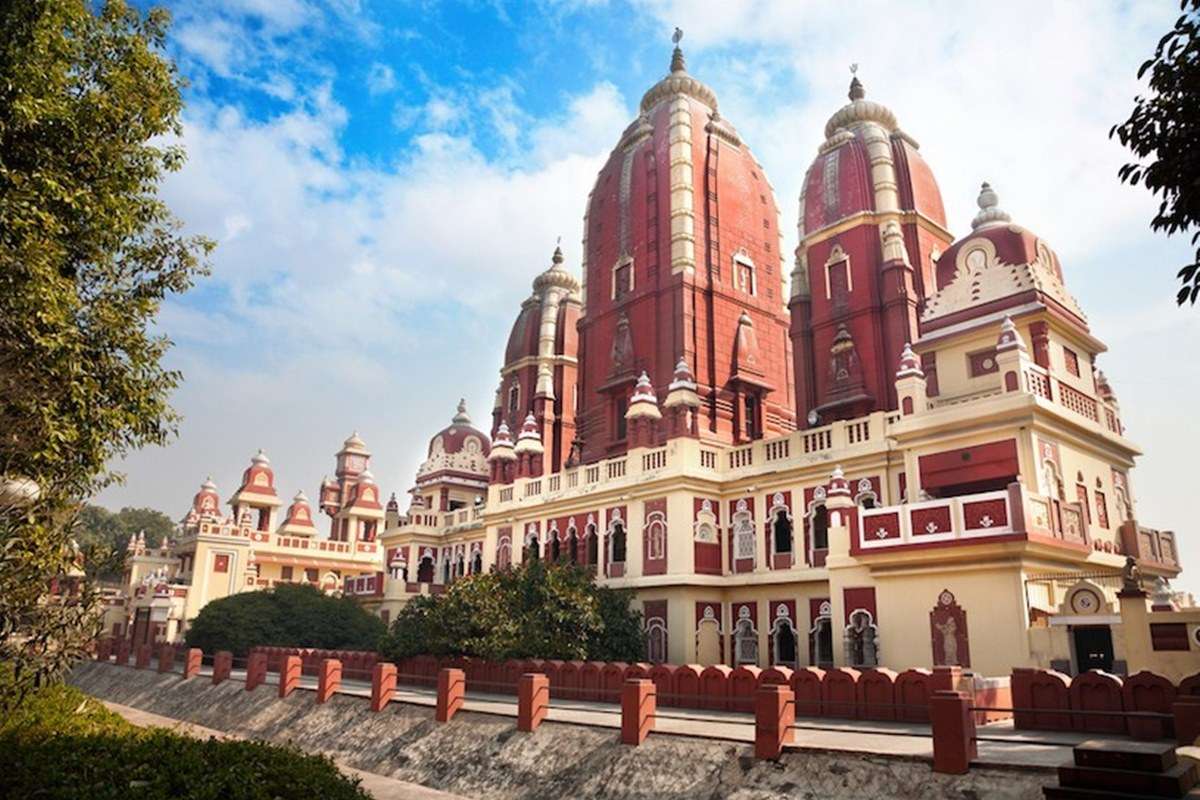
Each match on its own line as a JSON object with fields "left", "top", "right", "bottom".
{"left": 110, "top": 41, "right": 1194, "bottom": 679}
{"left": 103, "top": 439, "right": 383, "bottom": 646}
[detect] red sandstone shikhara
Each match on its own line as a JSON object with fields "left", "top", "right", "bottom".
{"left": 103, "top": 38, "right": 1196, "bottom": 684}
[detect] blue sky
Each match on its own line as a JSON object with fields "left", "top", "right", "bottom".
{"left": 104, "top": 0, "right": 1200, "bottom": 594}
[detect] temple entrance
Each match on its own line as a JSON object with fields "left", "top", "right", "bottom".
{"left": 1072, "top": 625, "right": 1114, "bottom": 673}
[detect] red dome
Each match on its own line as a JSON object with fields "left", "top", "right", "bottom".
{"left": 428, "top": 399, "right": 491, "bottom": 459}
{"left": 799, "top": 80, "right": 947, "bottom": 238}
{"left": 504, "top": 302, "right": 541, "bottom": 364}
{"left": 921, "top": 183, "right": 1086, "bottom": 331}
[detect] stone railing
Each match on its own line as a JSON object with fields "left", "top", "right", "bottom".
{"left": 855, "top": 487, "right": 1018, "bottom": 554}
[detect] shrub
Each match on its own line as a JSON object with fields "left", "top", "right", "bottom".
{"left": 0, "top": 671, "right": 370, "bottom": 800}
{"left": 380, "top": 560, "right": 644, "bottom": 662}
{"left": 184, "top": 583, "right": 386, "bottom": 657}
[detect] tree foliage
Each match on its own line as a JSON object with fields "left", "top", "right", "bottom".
{"left": 1111, "top": 0, "right": 1200, "bottom": 305}
{"left": 74, "top": 504, "right": 176, "bottom": 580}
{"left": 184, "top": 583, "right": 388, "bottom": 658}
{"left": 379, "top": 560, "right": 645, "bottom": 663}
{"left": 0, "top": 0, "right": 210, "bottom": 706}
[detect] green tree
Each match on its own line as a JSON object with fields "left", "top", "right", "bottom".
{"left": 0, "top": 0, "right": 210, "bottom": 706}
{"left": 1111, "top": 0, "right": 1200, "bottom": 304}
{"left": 184, "top": 583, "right": 388, "bottom": 658}
{"left": 379, "top": 561, "right": 645, "bottom": 663}
{"left": 73, "top": 504, "right": 176, "bottom": 581}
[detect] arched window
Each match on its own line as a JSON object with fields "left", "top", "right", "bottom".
{"left": 845, "top": 609, "right": 879, "bottom": 667}
{"left": 417, "top": 555, "right": 434, "bottom": 583}
{"left": 567, "top": 531, "right": 578, "bottom": 564}
{"left": 732, "top": 500, "right": 755, "bottom": 567}
{"left": 508, "top": 383, "right": 520, "bottom": 414}
{"left": 809, "top": 613, "right": 833, "bottom": 667}
{"left": 472, "top": 551, "right": 482, "bottom": 574}
{"left": 610, "top": 522, "right": 627, "bottom": 564}
{"left": 455, "top": 555, "right": 465, "bottom": 578}
{"left": 645, "top": 619, "right": 668, "bottom": 664}
{"left": 811, "top": 504, "right": 829, "bottom": 550}
{"left": 772, "top": 616, "right": 798, "bottom": 667}
{"left": 442, "top": 559, "right": 451, "bottom": 583}
{"left": 772, "top": 510, "right": 792, "bottom": 554}
{"left": 734, "top": 613, "right": 758, "bottom": 666}
{"left": 586, "top": 524, "right": 598, "bottom": 568}
{"left": 550, "top": 536, "right": 561, "bottom": 562}
{"left": 496, "top": 537, "right": 511, "bottom": 570}
{"left": 646, "top": 513, "right": 666, "bottom": 561}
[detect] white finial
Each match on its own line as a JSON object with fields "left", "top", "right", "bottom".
{"left": 832, "top": 465, "right": 845, "bottom": 480}
{"left": 453, "top": 398, "right": 471, "bottom": 424}
{"left": 971, "top": 181, "right": 1012, "bottom": 230}
{"left": 252, "top": 449, "right": 270, "bottom": 465}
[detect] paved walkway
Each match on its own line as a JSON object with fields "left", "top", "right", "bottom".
{"left": 103, "top": 699, "right": 468, "bottom": 800}
{"left": 193, "top": 663, "right": 1098, "bottom": 770}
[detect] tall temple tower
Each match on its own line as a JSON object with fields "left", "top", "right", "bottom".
{"left": 491, "top": 245, "right": 582, "bottom": 475}
{"left": 790, "top": 72, "right": 955, "bottom": 427}
{"left": 573, "top": 34, "right": 796, "bottom": 464}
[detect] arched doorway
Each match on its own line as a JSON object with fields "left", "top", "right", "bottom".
{"left": 417, "top": 555, "right": 434, "bottom": 584}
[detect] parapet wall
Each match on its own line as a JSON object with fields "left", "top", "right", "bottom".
{"left": 69, "top": 660, "right": 1053, "bottom": 800}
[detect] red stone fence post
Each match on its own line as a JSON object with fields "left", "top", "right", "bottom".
{"left": 115, "top": 639, "right": 131, "bottom": 666}
{"left": 135, "top": 644, "right": 151, "bottom": 669}
{"left": 1174, "top": 695, "right": 1200, "bottom": 746}
{"left": 436, "top": 668, "right": 465, "bottom": 723}
{"left": 755, "top": 684, "right": 795, "bottom": 760}
{"left": 157, "top": 644, "right": 176, "bottom": 673}
{"left": 212, "top": 651, "right": 232, "bottom": 685}
{"left": 372, "top": 662, "right": 397, "bottom": 712}
{"left": 517, "top": 673, "right": 549, "bottom": 732}
{"left": 620, "top": 678, "right": 655, "bottom": 746}
{"left": 317, "top": 658, "right": 342, "bottom": 703}
{"left": 245, "top": 652, "right": 267, "bottom": 691}
{"left": 183, "top": 648, "right": 203, "bottom": 679}
{"left": 930, "top": 690, "right": 976, "bottom": 774}
{"left": 279, "top": 654, "right": 302, "bottom": 698}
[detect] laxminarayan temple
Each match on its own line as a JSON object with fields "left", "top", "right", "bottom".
{"left": 105, "top": 43, "right": 1197, "bottom": 680}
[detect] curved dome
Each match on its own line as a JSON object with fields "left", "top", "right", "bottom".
{"left": 427, "top": 399, "right": 491, "bottom": 460}
{"left": 922, "top": 183, "right": 1086, "bottom": 329}
{"left": 799, "top": 77, "right": 947, "bottom": 238}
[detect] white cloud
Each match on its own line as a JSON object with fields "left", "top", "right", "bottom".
{"left": 367, "top": 62, "right": 397, "bottom": 95}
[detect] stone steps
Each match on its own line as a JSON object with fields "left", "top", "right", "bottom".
{"left": 1045, "top": 740, "right": 1198, "bottom": 800}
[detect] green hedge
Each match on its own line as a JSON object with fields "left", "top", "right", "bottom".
{"left": 184, "top": 582, "right": 387, "bottom": 657}
{"left": 0, "top": 675, "right": 371, "bottom": 800}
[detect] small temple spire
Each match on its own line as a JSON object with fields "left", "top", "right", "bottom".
{"left": 670, "top": 27, "right": 685, "bottom": 72}
{"left": 971, "top": 181, "right": 1012, "bottom": 230}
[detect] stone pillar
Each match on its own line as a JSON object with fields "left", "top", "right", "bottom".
{"left": 517, "top": 673, "right": 549, "bottom": 732}
{"left": 754, "top": 684, "right": 795, "bottom": 760}
{"left": 931, "top": 665, "right": 963, "bottom": 693}
{"left": 1117, "top": 589, "right": 1152, "bottom": 675}
{"left": 371, "top": 662, "right": 397, "bottom": 712}
{"left": 157, "top": 644, "right": 176, "bottom": 673}
{"left": 183, "top": 648, "right": 203, "bottom": 680}
{"left": 1173, "top": 696, "right": 1200, "bottom": 747}
{"left": 317, "top": 658, "right": 342, "bottom": 704}
{"left": 245, "top": 652, "right": 267, "bottom": 691}
{"left": 212, "top": 651, "right": 232, "bottom": 685}
{"left": 436, "top": 667, "right": 465, "bottom": 723}
{"left": 115, "top": 639, "right": 131, "bottom": 666}
{"left": 620, "top": 678, "right": 656, "bottom": 746}
{"left": 930, "top": 690, "right": 977, "bottom": 774}
{"left": 135, "top": 644, "right": 151, "bottom": 669}
{"left": 279, "top": 654, "right": 302, "bottom": 698}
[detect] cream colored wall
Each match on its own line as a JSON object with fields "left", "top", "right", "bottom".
{"left": 924, "top": 329, "right": 1005, "bottom": 401}
{"left": 866, "top": 566, "right": 1029, "bottom": 676}
{"left": 1043, "top": 326, "right": 1097, "bottom": 398}
{"left": 1047, "top": 436, "right": 1130, "bottom": 546}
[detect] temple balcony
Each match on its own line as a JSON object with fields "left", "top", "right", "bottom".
{"left": 178, "top": 519, "right": 379, "bottom": 562}
{"left": 853, "top": 483, "right": 1180, "bottom": 574}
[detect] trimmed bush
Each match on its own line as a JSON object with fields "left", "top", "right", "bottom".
{"left": 379, "top": 560, "right": 644, "bottom": 662}
{"left": 0, "top": 674, "right": 370, "bottom": 800}
{"left": 184, "top": 583, "right": 386, "bottom": 657}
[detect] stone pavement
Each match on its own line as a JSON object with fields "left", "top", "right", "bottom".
{"left": 103, "top": 699, "right": 469, "bottom": 800}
